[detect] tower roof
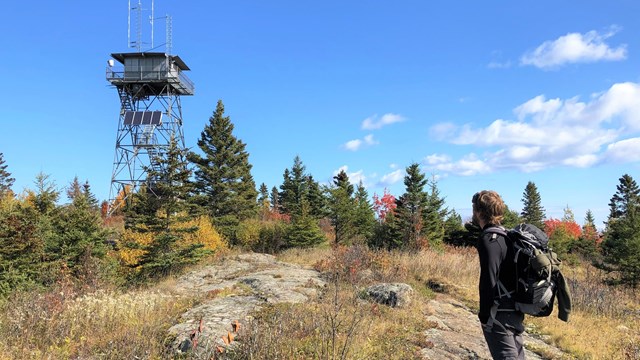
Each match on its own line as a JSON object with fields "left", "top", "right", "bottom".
{"left": 110, "top": 52, "right": 190, "bottom": 71}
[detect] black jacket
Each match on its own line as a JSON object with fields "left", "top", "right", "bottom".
{"left": 476, "top": 224, "right": 517, "bottom": 324}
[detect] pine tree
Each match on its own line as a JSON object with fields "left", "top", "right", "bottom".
{"left": 0, "top": 153, "right": 15, "bottom": 197}
{"left": 584, "top": 209, "right": 596, "bottom": 230}
{"left": 188, "top": 100, "right": 258, "bottom": 239}
{"left": 133, "top": 138, "right": 205, "bottom": 280}
{"left": 51, "top": 179, "right": 109, "bottom": 276}
{"left": 394, "top": 163, "right": 429, "bottom": 249}
{"left": 278, "top": 156, "right": 326, "bottom": 218}
{"left": 279, "top": 156, "right": 306, "bottom": 216}
{"left": 602, "top": 174, "right": 640, "bottom": 286}
{"left": 284, "top": 198, "right": 326, "bottom": 248}
{"left": 608, "top": 174, "right": 640, "bottom": 221}
{"left": 327, "top": 170, "right": 356, "bottom": 244}
{"left": 258, "top": 183, "right": 269, "bottom": 205}
{"left": 521, "top": 181, "right": 546, "bottom": 229}
{"left": 502, "top": 205, "right": 522, "bottom": 229}
{"left": 353, "top": 181, "right": 375, "bottom": 242}
{"left": 0, "top": 199, "right": 44, "bottom": 295}
{"left": 270, "top": 186, "right": 280, "bottom": 213}
{"left": 423, "top": 177, "right": 448, "bottom": 248}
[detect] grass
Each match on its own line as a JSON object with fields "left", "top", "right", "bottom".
{"left": 0, "top": 245, "right": 638, "bottom": 359}
{"left": 0, "top": 275, "right": 200, "bottom": 359}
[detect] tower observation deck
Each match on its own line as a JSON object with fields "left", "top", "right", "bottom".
{"left": 106, "top": 51, "right": 194, "bottom": 215}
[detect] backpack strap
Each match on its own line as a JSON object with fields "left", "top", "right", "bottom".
{"left": 482, "top": 226, "right": 508, "bottom": 240}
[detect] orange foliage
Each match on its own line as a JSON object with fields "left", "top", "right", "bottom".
{"left": 544, "top": 218, "right": 582, "bottom": 240}
{"left": 373, "top": 188, "right": 396, "bottom": 222}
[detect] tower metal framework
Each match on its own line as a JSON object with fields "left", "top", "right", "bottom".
{"left": 106, "top": 52, "right": 194, "bottom": 215}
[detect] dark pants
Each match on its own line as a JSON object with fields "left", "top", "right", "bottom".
{"left": 482, "top": 311, "right": 525, "bottom": 360}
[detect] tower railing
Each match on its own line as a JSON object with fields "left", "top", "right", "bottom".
{"left": 106, "top": 66, "right": 195, "bottom": 95}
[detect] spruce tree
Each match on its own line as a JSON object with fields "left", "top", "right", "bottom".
{"left": 353, "top": 181, "right": 375, "bottom": 243}
{"left": 284, "top": 198, "right": 326, "bottom": 247}
{"left": 521, "top": 181, "right": 546, "bottom": 229}
{"left": 279, "top": 156, "right": 306, "bottom": 216}
{"left": 602, "top": 174, "right": 640, "bottom": 286}
{"left": 0, "top": 153, "right": 15, "bottom": 197}
{"left": 423, "top": 177, "right": 448, "bottom": 248}
{"left": 394, "top": 163, "right": 429, "bottom": 249}
{"left": 188, "top": 100, "right": 258, "bottom": 239}
{"left": 133, "top": 138, "right": 205, "bottom": 279}
{"left": 270, "top": 186, "right": 280, "bottom": 213}
{"left": 502, "top": 205, "right": 522, "bottom": 229}
{"left": 327, "top": 170, "right": 356, "bottom": 244}
{"left": 51, "top": 179, "right": 108, "bottom": 276}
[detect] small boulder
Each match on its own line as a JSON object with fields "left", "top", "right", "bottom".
{"left": 365, "top": 283, "right": 413, "bottom": 308}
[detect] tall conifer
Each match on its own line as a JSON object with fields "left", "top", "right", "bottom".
{"left": 0, "top": 153, "right": 15, "bottom": 197}
{"left": 189, "top": 100, "right": 258, "bottom": 239}
{"left": 602, "top": 174, "right": 640, "bottom": 287}
{"left": 521, "top": 181, "right": 546, "bottom": 229}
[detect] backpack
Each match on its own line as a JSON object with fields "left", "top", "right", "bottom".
{"left": 484, "top": 223, "right": 563, "bottom": 317}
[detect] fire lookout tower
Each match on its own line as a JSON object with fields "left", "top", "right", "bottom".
{"left": 106, "top": 48, "right": 194, "bottom": 214}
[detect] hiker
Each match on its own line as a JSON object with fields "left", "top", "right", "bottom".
{"left": 472, "top": 190, "right": 525, "bottom": 360}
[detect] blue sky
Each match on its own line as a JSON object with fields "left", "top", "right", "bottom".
{"left": 2, "top": 1, "right": 640, "bottom": 229}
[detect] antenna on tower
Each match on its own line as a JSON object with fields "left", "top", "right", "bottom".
{"left": 128, "top": 0, "right": 144, "bottom": 51}
{"left": 166, "top": 14, "right": 172, "bottom": 55}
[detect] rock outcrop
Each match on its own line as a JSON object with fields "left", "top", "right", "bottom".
{"left": 166, "top": 253, "right": 565, "bottom": 359}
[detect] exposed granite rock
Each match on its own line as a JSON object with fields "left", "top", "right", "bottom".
{"left": 167, "top": 253, "right": 326, "bottom": 357}
{"left": 365, "top": 282, "right": 414, "bottom": 308}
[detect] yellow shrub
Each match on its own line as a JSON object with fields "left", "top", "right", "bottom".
{"left": 118, "top": 229, "right": 154, "bottom": 266}
{"left": 119, "top": 216, "right": 226, "bottom": 266}
{"left": 177, "top": 215, "right": 227, "bottom": 252}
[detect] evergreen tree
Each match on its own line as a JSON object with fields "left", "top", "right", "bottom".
{"left": 394, "top": 163, "right": 429, "bottom": 249}
{"left": 0, "top": 198, "right": 43, "bottom": 295}
{"left": 133, "top": 138, "right": 205, "bottom": 279}
{"left": 327, "top": 170, "right": 356, "bottom": 244}
{"left": 353, "top": 181, "right": 375, "bottom": 243}
{"left": 521, "top": 181, "right": 546, "bottom": 229}
{"left": 423, "top": 177, "right": 448, "bottom": 248}
{"left": 278, "top": 156, "right": 326, "bottom": 218}
{"left": 270, "top": 186, "right": 280, "bottom": 213}
{"left": 608, "top": 174, "right": 640, "bottom": 221}
{"left": 279, "top": 156, "right": 307, "bottom": 216}
{"left": 306, "top": 175, "right": 327, "bottom": 218}
{"left": 0, "top": 153, "right": 15, "bottom": 197}
{"left": 602, "top": 174, "right": 640, "bottom": 286}
{"left": 188, "top": 100, "right": 258, "bottom": 239}
{"left": 258, "top": 183, "right": 269, "bottom": 205}
{"left": 51, "top": 179, "right": 109, "bottom": 276}
{"left": 584, "top": 209, "right": 596, "bottom": 230}
{"left": 573, "top": 209, "right": 600, "bottom": 261}
{"left": 258, "top": 183, "right": 270, "bottom": 220}
{"left": 284, "top": 199, "right": 326, "bottom": 247}
{"left": 502, "top": 205, "right": 522, "bottom": 229}
{"left": 443, "top": 209, "right": 465, "bottom": 245}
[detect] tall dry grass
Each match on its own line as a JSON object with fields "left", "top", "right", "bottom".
{"left": 0, "top": 279, "right": 199, "bottom": 359}
{"left": 278, "top": 245, "right": 640, "bottom": 359}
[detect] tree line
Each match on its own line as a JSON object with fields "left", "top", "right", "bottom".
{"left": 0, "top": 100, "right": 639, "bottom": 296}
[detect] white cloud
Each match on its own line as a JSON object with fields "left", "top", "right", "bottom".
{"left": 425, "top": 153, "right": 451, "bottom": 165}
{"left": 379, "top": 169, "right": 404, "bottom": 186}
{"left": 428, "top": 80, "right": 640, "bottom": 174}
{"left": 361, "top": 113, "right": 405, "bottom": 130}
{"left": 363, "top": 134, "right": 378, "bottom": 145}
{"left": 344, "top": 139, "right": 362, "bottom": 151}
{"left": 425, "top": 154, "right": 492, "bottom": 176}
{"left": 604, "top": 138, "right": 640, "bottom": 163}
{"left": 342, "top": 134, "right": 379, "bottom": 151}
{"left": 521, "top": 28, "right": 627, "bottom": 69}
